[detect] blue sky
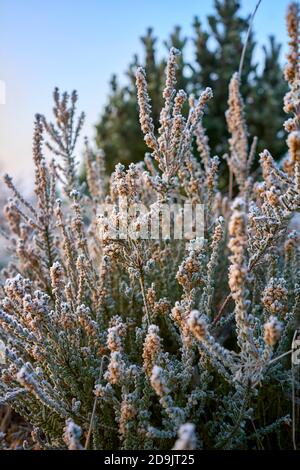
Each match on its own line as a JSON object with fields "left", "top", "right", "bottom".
{"left": 0, "top": 0, "right": 292, "bottom": 184}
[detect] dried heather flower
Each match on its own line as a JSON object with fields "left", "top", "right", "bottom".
{"left": 143, "top": 325, "right": 162, "bottom": 376}
{"left": 150, "top": 365, "right": 170, "bottom": 397}
{"left": 262, "top": 278, "right": 288, "bottom": 316}
{"left": 107, "top": 316, "right": 127, "bottom": 352}
{"left": 172, "top": 423, "right": 197, "bottom": 450}
{"left": 136, "top": 67, "right": 158, "bottom": 154}
{"left": 50, "top": 261, "right": 64, "bottom": 290}
{"left": 105, "top": 351, "right": 125, "bottom": 385}
{"left": 162, "top": 47, "right": 180, "bottom": 103}
{"left": 226, "top": 73, "right": 248, "bottom": 192}
{"left": 63, "top": 419, "right": 83, "bottom": 450}
{"left": 287, "top": 131, "right": 300, "bottom": 161}
{"left": 228, "top": 199, "right": 248, "bottom": 301}
{"left": 119, "top": 398, "right": 137, "bottom": 436}
{"left": 285, "top": 3, "right": 300, "bottom": 85}
{"left": 0, "top": 8, "right": 300, "bottom": 449}
{"left": 227, "top": 198, "right": 258, "bottom": 356}
{"left": 176, "top": 238, "right": 206, "bottom": 293}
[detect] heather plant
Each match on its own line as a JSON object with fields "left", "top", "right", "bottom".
{"left": 0, "top": 3, "right": 300, "bottom": 451}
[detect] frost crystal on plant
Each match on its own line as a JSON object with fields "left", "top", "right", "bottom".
{"left": 0, "top": 3, "right": 300, "bottom": 451}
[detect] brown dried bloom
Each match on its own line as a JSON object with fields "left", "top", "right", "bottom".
{"left": 171, "top": 303, "right": 191, "bottom": 343}
{"left": 150, "top": 365, "right": 170, "bottom": 397}
{"left": 228, "top": 199, "right": 248, "bottom": 300}
{"left": 173, "top": 89, "right": 187, "bottom": 115}
{"left": 285, "top": 3, "right": 300, "bottom": 84}
{"left": 173, "top": 423, "right": 197, "bottom": 450}
{"left": 107, "top": 316, "right": 127, "bottom": 352}
{"left": 50, "top": 261, "right": 64, "bottom": 290}
{"left": 143, "top": 324, "right": 162, "bottom": 376}
{"left": 77, "top": 305, "right": 99, "bottom": 338}
{"left": 262, "top": 278, "right": 288, "bottom": 316}
{"left": 284, "top": 229, "right": 299, "bottom": 252}
{"left": 162, "top": 47, "right": 180, "bottom": 103}
{"left": 135, "top": 67, "right": 158, "bottom": 153}
{"left": 105, "top": 351, "right": 125, "bottom": 385}
{"left": 119, "top": 398, "right": 137, "bottom": 436}
{"left": 3, "top": 199, "right": 21, "bottom": 236}
{"left": 287, "top": 131, "right": 300, "bottom": 167}
{"left": 176, "top": 239, "right": 206, "bottom": 292}
{"left": 260, "top": 149, "right": 291, "bottom": 188}
{"left": 264, "top": 316, "right": 283, "bottom": 346}
{"left": 226, "top": 72, "right": 248, "bottom": 192}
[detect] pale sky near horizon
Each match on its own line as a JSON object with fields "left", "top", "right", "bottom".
{"left": 0, "top": 0, "right": 292, "bottom": 188}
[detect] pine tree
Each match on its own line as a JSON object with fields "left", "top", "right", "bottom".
{"left": 95, "top": 0, "right": 287, "bottom": 173}
{"left": 192, "top": 0, "right": 256, "bottom": 156}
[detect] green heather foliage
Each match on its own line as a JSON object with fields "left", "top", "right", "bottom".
{"left": 0, "top": 2, "right": 300, "bottom": 451}
{"left": 95, "top": 0, "right": 287, "bottom": 175}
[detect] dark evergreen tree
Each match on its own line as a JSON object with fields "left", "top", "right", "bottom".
{"left": 95, "top": 0, "right": 287, "bottom": 173}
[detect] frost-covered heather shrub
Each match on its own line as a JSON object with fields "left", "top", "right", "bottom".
{"left": 0, "top": 3, "right": 300, "bottom": 450}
